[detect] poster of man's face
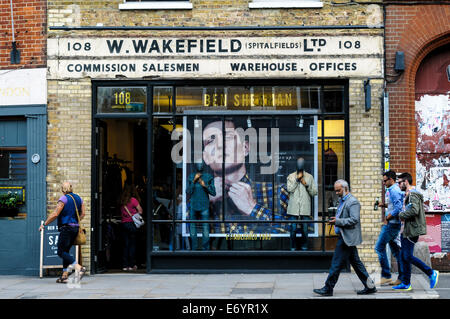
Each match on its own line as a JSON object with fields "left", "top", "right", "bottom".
{"left": 202, "top": 120, "right": 249, "bottom": 175}
{"left": 181, "top": 116, "right": 318, "bottom": 236}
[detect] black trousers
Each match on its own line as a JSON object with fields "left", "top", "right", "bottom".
{"left": 325, "top": 235, "right": 371, "bottom": 291}
{"left": 57, "top": 226, "right": 79, "bottom": 269}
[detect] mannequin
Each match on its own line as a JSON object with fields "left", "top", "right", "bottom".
{"left": 187, "top": 161, "right": 216, "bottom": 250}
{"left": 286, "top": 157, "right": 318, "bottom": 250}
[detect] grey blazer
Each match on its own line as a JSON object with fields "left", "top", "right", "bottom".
{"left": 334, "top": 193, "right": 362, "bottom": 247}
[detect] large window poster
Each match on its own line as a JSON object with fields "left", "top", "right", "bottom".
{"left": 179, "top": 115, "right": 318, "bottom": 249}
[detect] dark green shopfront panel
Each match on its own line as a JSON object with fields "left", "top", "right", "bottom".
{"left": 0, "top": 106, "right": 46, "bottom": 275}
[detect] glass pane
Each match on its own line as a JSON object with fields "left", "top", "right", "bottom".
{"left": 175, "top": 86, "right": 319, "bottom": 113}
{"left": 299, "top": 86, "right": 320, "bottom": 109}
{"left": 317, "top": 119, "right": 345, "bottom": 138}
{"left": 10, "top": 152, "right": 26, "bottom": 180}
{"left": 275, "top": 116, "right": 318, "bottom": 251}
{"left": 97, "top": 87, "right": 147, "bottom": 113}
{"left": 0, "top": 152, "right": 9, "bottom": 178}
{"left": 184, "top": 117, "right": 222, "bottom": 250}
{"left": 152, "top": 117, "right": 175, "bottom": 251}
{"left": 153, "top": 86, "right": 173, "bottom": 113}
{"left": 323, "top": 85, "right": 344, "bottom": 113}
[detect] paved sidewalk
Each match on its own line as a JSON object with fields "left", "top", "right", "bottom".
{"left": 0, "top": 272, "right": 440, "bottom": 299}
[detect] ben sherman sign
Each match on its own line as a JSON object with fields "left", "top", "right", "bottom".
{"left": 48, "top": 36, "right": 383, "bottom": 79}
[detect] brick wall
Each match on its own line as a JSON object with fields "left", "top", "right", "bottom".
{"left": 47, "top": 79, "right": 92, "bottom": 270}
{"left": 385, "top": 4, "right": 450, "bottom": 182}
{"left": 47, "top": 0, "right": 384, "bottom": 272}
{"left": 349, "top": 79, "right": 383, "bottom": 273}
{"left": 0, "top": 0, "right": 46, "bottom": 69}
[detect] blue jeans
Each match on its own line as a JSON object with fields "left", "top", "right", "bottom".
{"left": 189, "top": 208, "right": 210, "bottom": 250}
{"left": 57, "top": 225, "right": 79, "bottom": 270}
{"left": 325, "top": 236, "right": 372, "bottom": 291}
{"left": 122, "top": 222, "right": 137, "bottom": 268}
{"left": 289, "top": 215, "right": 310, "bottom": 250}
{"left": 400, "top": 234, "right": 433, "bottom": 285}
{"left": 375, "top": 223, "right": 404, "bottom": 280}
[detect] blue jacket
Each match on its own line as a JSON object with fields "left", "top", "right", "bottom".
{"left": 385, "top": 183, "right": 404, "bottom": 224}
{"left": 187, "top": 172, "right": 216, "bottom": 211}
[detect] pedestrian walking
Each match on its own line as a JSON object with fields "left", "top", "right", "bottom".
{"left": 313, "top": 180, "right": 376, "bottom": 296}
{"left": 39, "top": 182, "right": 86, "bottom": 283}
{"left": 393, "top": 172, "right": 439, "bottom": 291}
{"left": 375, "top": 170, "right": 404, "bottom": 286}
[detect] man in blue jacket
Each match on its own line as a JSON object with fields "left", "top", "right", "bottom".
{"left": 375, "top": 170, "right": 404, "bottom": 286}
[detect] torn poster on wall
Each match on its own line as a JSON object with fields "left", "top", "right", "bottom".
{"left": 416, "top": 93, "right": 450, "bottom": 211}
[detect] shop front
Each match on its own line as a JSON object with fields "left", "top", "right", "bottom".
{"left": 47, "top": 33, "right": 384, "bottom": 273}
{"left": 0, "top": 68, "right": 47, "bottom": 275}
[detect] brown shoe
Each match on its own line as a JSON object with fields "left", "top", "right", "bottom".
{"left": 390, "top": 279, "right": 402, "bottom": 286}
{"left": 380, "top": 277, "right": 392, "bottom": 285}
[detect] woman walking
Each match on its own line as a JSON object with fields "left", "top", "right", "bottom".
{"left": 39, "top": 182, "right": 87, "bottom": 283}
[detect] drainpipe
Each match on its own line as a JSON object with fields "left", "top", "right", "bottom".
{"left": 9, "top": 0, "right": 20, "bottom": 64}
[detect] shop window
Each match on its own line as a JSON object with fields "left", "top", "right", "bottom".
{"left": 158, "top": 115, "right": 322, "bottom": 251}
{"left": 317, "top": 119, "right": 345, "bottom": 225}
{"left": 0, "top": 152, "right": 9, "bottom": 179}
{"left": 0, "top": 151, "right": 26, "bottom": 181}
{"left": 119, "top": 0, "right": 193, "bottom": 10}
{"left": 249, "top": 0, "right": 323, "bottom": 9}
{"left": 148, "top": 83, "right": 346, "bottom": 252}
{"left": 97, "top": 86, "right": 147, "bottom": 114}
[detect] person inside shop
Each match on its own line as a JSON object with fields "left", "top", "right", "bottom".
{"left": 286, "top": 157, "right": 318, "bottom": 251}
{"left": 120, "top": 184, "right": 143, "bottom": 271}
{"left": 39, "top": 182, "right": 87, "bottom": 283}
{"left": 201, "top": 119, "right": 289, "bottom": 235}
{"left": 187, "top": 161, "right": 216, "bottom": 250}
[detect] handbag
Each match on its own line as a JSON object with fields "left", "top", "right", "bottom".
{"left": 67, "top": 194, "right": 87, "bottom": 246}
{"left": 124, "top": 205, "right": 145, "bottom": 228}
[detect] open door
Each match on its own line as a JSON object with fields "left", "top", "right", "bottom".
{"left": 93, "top": 118, "right": 148, "bottom": 273}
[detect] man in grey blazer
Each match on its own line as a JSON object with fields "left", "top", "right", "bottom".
{"left": 313, "top": 179, "right": 376, "bottom": 296}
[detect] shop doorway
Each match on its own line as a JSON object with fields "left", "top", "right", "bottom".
{"left": 94, "top": 118, "right": 148, "bottom": 273}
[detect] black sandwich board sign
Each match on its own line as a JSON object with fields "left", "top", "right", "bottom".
{"left": 39, "top": 220, "right": 78, "bottom": 278}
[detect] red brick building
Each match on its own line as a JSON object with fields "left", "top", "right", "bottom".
{"left": 385, "top": 1, "right": 450, "bottom": 269}
{"left": 0, "top": 0, "right": 46, "bottom": 69}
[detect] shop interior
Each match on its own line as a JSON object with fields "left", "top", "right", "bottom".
{"left": 97, "top": 118, "right": 148, "bottom": 272}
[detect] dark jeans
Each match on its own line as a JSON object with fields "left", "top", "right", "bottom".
{"left": 375, "top": 223, "right": 404, "bottom": 280}
{"left": 190, "top": 208, "right": 210, "bottom": 250}
{"left": 122, "top": 222, "right": 137, "bottom": 268}
{"left": 325, "top": 236, "right": 372, "bottom": 291}
{"left": 400, "top": 234, "right": 433, "bottom": 285}
{"left": 289, "top": 215, "right": 310, "bottom": 250}
{"left": 57, "top": 225, "right": 79, "bottom": 270}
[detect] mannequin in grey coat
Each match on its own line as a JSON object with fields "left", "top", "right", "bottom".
{"left": 313, "top": 180, "right": 376, "bottom": 297}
